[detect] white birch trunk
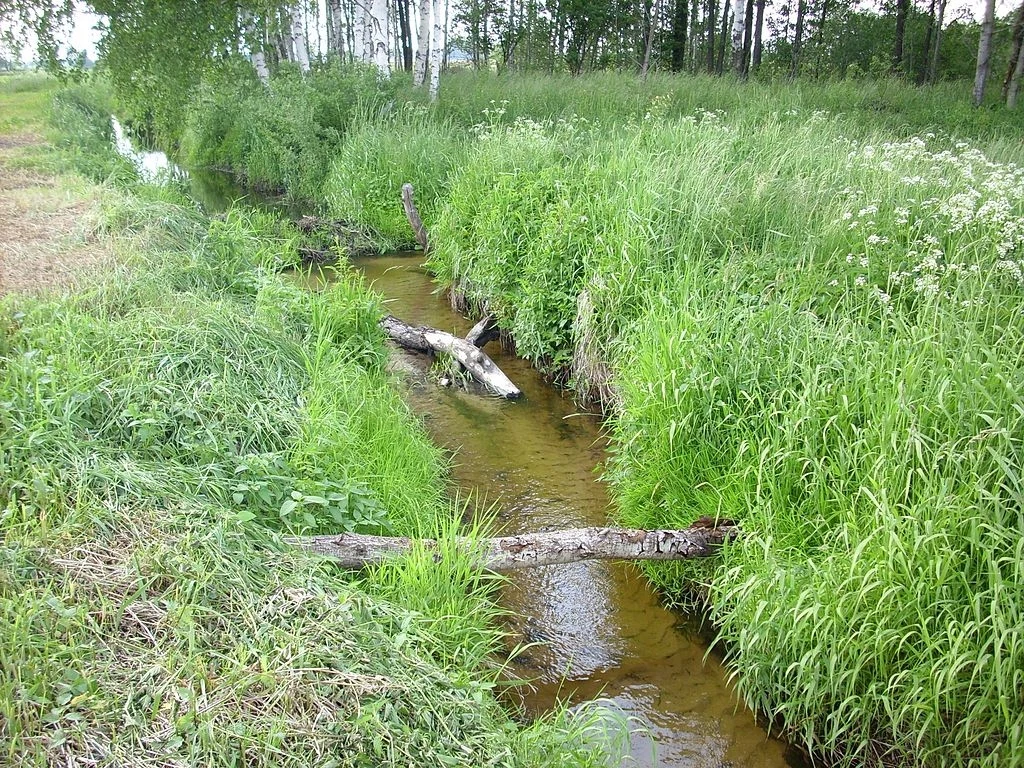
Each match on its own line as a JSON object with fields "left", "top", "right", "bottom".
{"left": 368, "top": 0, "right": 391, "bottom": 75}
{"left": 292, "top": 2, "right": 312, "bottom": 72}
{"left": 413, "top": 0, "right": 431, "bottom": 86}
{"left": 973, "top": 0, "right": 996, "bottom": 106}
{"left": 329, "top": 0, "right": 345, "bottom": 57}
{"left": 730, "top": 0, "right": 747, "bottom": 74}
{"left": 242, "top": 10, "right": 271, "bottom": 84}
{"left": 358, "top": 0, "right": 373, "bottom": 62}
{"left": 1009, "top": 41, "right": 1024, "bottom": 108}
{"left": 428, "top": 0, "right": 444, "bottom": 99}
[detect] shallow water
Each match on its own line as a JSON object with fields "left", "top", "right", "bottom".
{"left": 342, "top": 256, "right": 804, "bottom": 768}
{"left": 110, "top": 125, "right": 803, "bottom": 766}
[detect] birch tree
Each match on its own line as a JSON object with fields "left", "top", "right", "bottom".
{"left": 369, "top": 0, "right": 391, "bottom": 75}
{"left": 973, "top": 0, "right": 996, "bottom": 106}
{"left": 241, "top": 9, "right": 270, "bottom": 83}
{"left": 429, "top": 0, "right": 445, "bottom": 98}
{"left": 730, "top": 0, "right": 746, "bottom": 73}
{"left": 414, "top": 0, "right": 432, "bottom": 85}
{"left": 291, "top": 2, "right": 311, "bottom": 72}
{"left": 1003, "top": 1, "right": 1024, "bottom": 101}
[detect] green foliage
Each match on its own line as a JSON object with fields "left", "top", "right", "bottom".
{"left": 0, "top": 89, "right": 614, "bottom": 767}
{"left": 420, "top": 78, "right": 1024, "bottom": 767}
{"left": 180, "top": 62, "right": 394, "bottom": 202}
{"left": 322, "top": 107, "right": 465, "bottom": 249}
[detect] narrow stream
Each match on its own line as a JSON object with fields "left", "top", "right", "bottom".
{"left": 109, "top": 125, "right": 803, "bottom": 767}
{"left": 342, "top": 256, "right": 803, "bottom": 768}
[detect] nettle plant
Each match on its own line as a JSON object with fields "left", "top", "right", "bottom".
{"left": 230, "top": 454, "right": 389, "bottom": 533}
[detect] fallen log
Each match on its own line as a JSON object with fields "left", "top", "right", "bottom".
{"left": 290, "top": 521, "right": 739, "bottom": 571}
{"left": 381, "top": 314, "right": 522, "bottom": 399}
{"left": 465, "top": 315, "right": 500, "bottom": 348}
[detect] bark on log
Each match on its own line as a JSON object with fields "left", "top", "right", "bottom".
{"left": 291, "top": 522, "right": 739, "bottom": 571}
{"left": 381, "top": 314, "right": 522, "bottom": 398}
{"left": 465, "top": 315, "right": 500, "bottom": 348}
{"left": 401, "top": 183, "right": 429, "bottom": 251}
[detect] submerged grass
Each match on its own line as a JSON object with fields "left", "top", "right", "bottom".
{"left": 0, "top": 77, "right": 614, "bottom": 766}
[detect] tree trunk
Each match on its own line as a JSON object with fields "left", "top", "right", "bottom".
{"left": 429, "top": 0, "right": 444, "bottom": 98}
{"left": 398, "top": 0, "right": 414, "bottom": 70}
{"left": 369, "top": 0, "right": 391, "bottom": 75}
{"left": 641, "top": 0, "right": 660, "bottom": 77}
{"left": 401, "top": 184, "right": 429, "bottom": 251}
{"left": 790, "top": 0, "right": 805, "bottom": 77}
{"left": 706, "top": 0, "right": 717, "bottom": 72}
{"left": 730, "top": 0, "right": 746, "bottom": 74}
{"left": 751, "top": 0, "right": 765, "bottom": 71}
{"left": 465, "top": 315, "right": 501, "bottom": 347}
{"left": 894, "top": 0, "right": 909, "bottom": 73}
{"left": 291, "top": 521, "right": 740, "bottom": 571}
{"left": 973, "top": 0, "right": 996, "bottom": 106}
{"left": 741, "top": 0, "right": 754, "bottom": 74}
{"left": 918, "top": 0, "right": 936, "bottom": 84}
{"left": 292, "top": 3, "right": 312, "bottom": 72}
{"left": 1009, "top": 34, "right": 1024, "bottom": 107}
{"left": 242, "top": 10, "right": 271, "bottom": 83}
{"left": 1003, "top": 1, "right": 1024, "bottom": 99}
{"left": 717, "top": 0, "right": 730, "bottom": 73}
{"left": 671, "top": 0, "right": 688, "bottom": 71}
{"left": 928, "top": 0, "right": 946, "bottom": 84}
{"left": 414, "top": 0, "right": 432, "bottom": 85}
{"left": 329, "top": 0, "right": 345, "bottom": 57}
{"left": 381, "top": 315, "right": 522, "bottom": 398}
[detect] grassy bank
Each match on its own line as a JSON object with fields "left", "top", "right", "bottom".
{"left": 174, "top": 67, "right": 1024, "bottom": 766}
{"left": 0, "top": 75, "right": 612, "bottom": 766}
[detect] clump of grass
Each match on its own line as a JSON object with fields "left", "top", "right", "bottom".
{"left": 424, "top": 90, "right": 1024, "bottom": 766}
{"left": 179, "top": 61, "right": 394, "bottom": 202}
{"left": 322, "top": 106, "right": 465, "bottom": 250}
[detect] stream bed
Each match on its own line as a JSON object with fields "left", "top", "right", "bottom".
{"left": 340, "top": 256, "right": 803, "bottom": 768}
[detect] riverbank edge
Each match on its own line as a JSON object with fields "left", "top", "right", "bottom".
{"left": 0, "top": 75, "right": 615, "bottom": 767}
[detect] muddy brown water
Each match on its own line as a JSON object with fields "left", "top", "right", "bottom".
{"left": 108, "top": 124, "right": 801, "bottom": 766}
{"left": 335, "top": 255, "right": 804, "bottom": 768}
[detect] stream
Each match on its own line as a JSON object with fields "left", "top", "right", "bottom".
{"left": 337, "top": 257, "right": 802, "bottom": 768}
{"left": 112, "top": 125, "right": 805, "bottom": 768}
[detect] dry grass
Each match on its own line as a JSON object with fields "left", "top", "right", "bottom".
{"left": 0, "top": 133, "right": 115, "bottom": 295}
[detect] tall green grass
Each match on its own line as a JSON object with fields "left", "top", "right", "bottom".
{"left": 0, "top": 81, "right": 614, "bottom": 767}
{"left": 167, "top": 65, "right": 1024, "bottom": 765}
{"left": 425, "top": 94, "right": 1024, "bottom": 766}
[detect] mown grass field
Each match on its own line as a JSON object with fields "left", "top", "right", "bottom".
{"left": 178, "top": 64, "right": 1024, "bottom": 767}
{"left": 0, "top": 75, "right": 614, "bottom": 767}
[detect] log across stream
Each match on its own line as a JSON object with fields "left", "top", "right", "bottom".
{"left": 305, "top": 256, "right": 807, "bottom": 768}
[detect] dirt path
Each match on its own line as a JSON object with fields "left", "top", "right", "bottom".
{"left": 0, "top": 112, "right": 115, "bottom": 296}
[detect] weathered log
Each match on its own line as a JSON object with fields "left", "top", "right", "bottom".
{"left": 381, "top": 314, "right": 522, "bottom": 399}
{"left": 465, "top": 315, "right": 501, "bottom": 348}
{"left": 290, "top": 521, "right": 739, "bottom": 571}
{"left": 401, "top": 183, "right": 429, "bottom": 251}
